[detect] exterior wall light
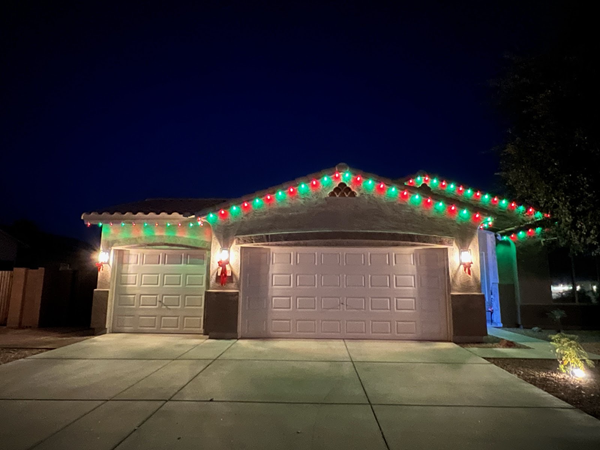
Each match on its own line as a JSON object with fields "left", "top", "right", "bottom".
{"left": 217, "top": 248, "right": 230, "bottom": 286}
{"left": 96, "top": 251, "right": 110, "bottom": 272}
{"left": 459, "top": 249, "right": 473, "bottom": 276}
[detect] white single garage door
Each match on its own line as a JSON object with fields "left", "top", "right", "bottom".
{"left": 240, "top": 247, "right": 449, "bottom": 340}
{"left": 112, "top": 248, "right": 207, "bottom": 333}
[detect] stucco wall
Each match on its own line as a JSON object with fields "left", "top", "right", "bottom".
{"left": 208, "top": 195, "right": 482, "bottom": 294}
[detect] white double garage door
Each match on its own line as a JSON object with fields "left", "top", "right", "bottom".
{"left": 241, "top": 247, "right": 450, "bottom": 340}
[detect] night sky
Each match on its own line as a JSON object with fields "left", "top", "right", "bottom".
{"left": 1, "top": 1, "right": 564, "bottom": 243}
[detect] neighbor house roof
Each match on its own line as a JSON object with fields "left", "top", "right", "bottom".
{"left": 81, "top": 198, "right": 228, "bottom": 221}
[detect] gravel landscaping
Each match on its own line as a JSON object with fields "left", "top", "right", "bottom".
{"left": 0, "top": 348, "right": 47, "bottom": 365}
{"left": 488, "top": 358, "right": 600, "bottom": 420}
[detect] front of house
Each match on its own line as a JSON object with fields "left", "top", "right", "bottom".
{"left": 82, "top": 163, "right": 551, "bottom": 342}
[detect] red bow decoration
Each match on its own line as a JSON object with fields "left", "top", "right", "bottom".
{"left": 96, "top": 262, "right": 104, "bottom": 272}
{"left": 217, "top": 259, "right": 228, "bottom": 286}
{"left": 462, "top": 262, "right": 472, "bottom": 276}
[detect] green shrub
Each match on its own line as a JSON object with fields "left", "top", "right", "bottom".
{"left": 550, "top": 333, "right": 594, "bottom": 375}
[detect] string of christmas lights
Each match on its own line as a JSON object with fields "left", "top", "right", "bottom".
{"left": 88, "top": 221, "right": 204, "bottom": 228}
{"left": 405, "top": 174, "right": 549, "bottom": 220}
{"left": 199, "top": 170, "right": 495, "bottom": 228}
{"left": 501, "top": 227, "right": 547, "bottom": 242}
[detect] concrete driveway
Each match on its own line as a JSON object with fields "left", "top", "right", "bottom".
{"left": 0, "top": 335, "right": 599, "bottom": 450}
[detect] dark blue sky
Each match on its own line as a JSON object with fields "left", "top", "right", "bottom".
{"left": 0, "top": 1, "right": 563, "bottom": 242}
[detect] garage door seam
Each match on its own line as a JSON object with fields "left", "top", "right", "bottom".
{"left": 343, "top": 340, "right": 391, "bottom": 450}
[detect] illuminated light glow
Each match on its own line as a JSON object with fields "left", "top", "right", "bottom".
{"left": 483, "top": 194, "right": 490, "bottom": 200}
{"left": 121, "top": 222, "right": 125, "bottom": 227}
{"left": 311, "top": 179, "right": 318, "bottom": 187}
{"left": 441, "top": 180, "right": 447, "bottom": 188}
{"left": 518, "top": 230, "right": 526, "bottom": 239}
{"left": 276, "top": 190, "right": 286, "bottom": 201}
{"left": 166, "top": 223, "right": 171, "bottom": 227}
{"left": 321, "top": 175, "right": 331, "bottom": 184}
{"left": 98, "top": 223, "right": 102, "bottom": 227}
{"left": 155, "top": 223, "right": 158, "bottom": 226}
{"left": 343, "top": 171, "right": 352, "bottom": 181}
{"left": 388, "top": 186, "right": 397, "bottom": 194}
{"left": 407, "top": 178, "right": 415, "bottom": 186}
{"left": 178, "top": 223, "right": 181, "bottom": 227}
{"left": 527, "top": 207, "right": 535, "bottom": 215}
{"left": 144, "top": 222, "right": 148, "bottom": 227}
{"left": 426, "top": 197, "right": 432, "bottom": 204}
{"left": 450, "top": 205, "right": 456, "bottom": 211}
{"left": 253, "top": 198, "right": 264, "bottom": 208}
{"left": 378, "top": 182, "right": 386, "bottom": 190}
{"left": 265, "top": 194, "right": 273, "bottom": 201}
{"left": 231, "top": 205, "right": 240, "bottom": 213}
{"left": 475, "top": 191, "right": 481, "bottom": 198}
{"left": 333, "top": 172, "right": 341, "bottom": 180}
{"left": 219, "top": 249, "right": 229, "bottom": 261}
{"left": 535, "top": 227, "right": 543, "bottom": 234}
{"left": 466, "top": 188, "right": 472, "bottom": 195}
{"left": 431, "top": 178, "right": 439, "bottom": 186}
{"left": 448, "top": 183, "right": 456, "bottom": 190}
{"left": 401, "top": 190, "right": 409, "bottom": 199}
{"left": 132, "top": 222, "right": 136, "bottom": 226}
{"left": 288, "top": 187, "right": 295, "bottom": 194}
{"left": 510, "top": 233, "right": 517, "bottom": 241}
{"left": 415, "top": 176, "right": 423, "bottom": 184}
{"left": 474, "top": 213, "right": 481, "bottom": 219}
{"left": 459, "top": 250, "right": 472, "bottom": 264}
{"left": 572, "top": 368, "right": 586, "bottom": 378}
{"left": 435, "top": 201, "right": 445, "bottom": 210}
{"left": 527, "top": 228, "right": 535, "bottom": 237}
{"left": 424, "top": 175, "right": 429, "bottom": 183}
{"left": 510, "top": 202, "right": 517, "bottom": 209}
{"left": 206, "top": 213, "right": 217, "bottom": 224}
{"left": 189, "top": 223, "right": 193, "bottom": 227}
{"left": 298, "top": 183, "right": 309, "bottom": 194}
{"left": 242, "top": 201, "right": 250, "bottom": 209}
{"left": 355, "top": 175, "right": 362, "bottom": 183}
{"left": 86, "top": 222, "right": 91, "bottom": 227}
{"left": 98, "top": 251, "right": 109, "bottom": 264}
{"left": 109, "top": 222, "right": 113, "bottom": 226}
{"left": 492, "top": 196, "right": 499, "bottom": 204}
{"left": 219, "top": 209, "right": 227, "bottom": 216}
{"left": 458, "top": 186, "right": 464, "bottom": 194}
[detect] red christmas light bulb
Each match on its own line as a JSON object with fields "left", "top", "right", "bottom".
{"left": 475, "top": 212, "right": 481, "bottom": 219}
{"left": 311, "top": 179, "right": 318, "bottom": 187}
{"left": 441, "top": 180, "right": 447, "bottom": 188}
{"left": 243, "top": 201, "right": 250, "bottom": 208}
{"left": 401, "top": 190, "right": 409, "bottom": 199}
{"left": 458, "top": 185, "right": 464, "bottom": 193}
{"left": 266, "top": 194, "right": 272, "bottom": 201}
{"left": 510, "top": 202, "right": 516, "bottom": 209}
{"left": 492, "top": 196, "right": 499, "bottom": 204}
{"left": 527, "top": 228, "right": 535, "bottom": 236}
{"left": 424, "top": 175, "right": 429, "bottom": 182}
{"left": 379, "top": 182, "right": 385, "bottom": 189}
{"left": 475, "top": 191, "right": 481, "bottom": 198}
{"left": 219, "top": 209, "right": 226, "bottom": 216}
{"left": 333, "top": 172, "right": 341, "bottom": 180}
{"left": 407, "top": 179, "right": 415, "bottom": 186}
{"left": 288, "top": 187, "right": 295, "bottom": 194}
{"left": 450, "top": 205, "right": 456, "bottom": 211}
{"left": 527, "top": 207, "right": 535, "bottom": 215}
{"left": 355, "top": 175, "right": 362, "bottom": 183}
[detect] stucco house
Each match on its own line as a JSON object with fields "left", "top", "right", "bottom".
{"left": 82, "top": 163, "right": 556, "bottom": 342}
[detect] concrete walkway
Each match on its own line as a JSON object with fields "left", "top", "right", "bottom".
{"left": 0, "top": 335, "right": 599, "bottom": 449}
{"left": 462, "top": 328, "right": 600, "bottom": 360}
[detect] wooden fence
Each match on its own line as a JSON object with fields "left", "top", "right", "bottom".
{"left": 0, "top": 270, "right": 13, "bottom": 325}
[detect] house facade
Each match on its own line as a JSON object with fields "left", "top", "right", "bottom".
{"left": 82, "top": 163, "right": 552, "bottom": 342}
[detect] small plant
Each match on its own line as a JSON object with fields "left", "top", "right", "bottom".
{"left": 547, "top": 308, "right": 566, "bottom": 331}
{"left": 550, "top": 333, "right": 594, "bottom": 377}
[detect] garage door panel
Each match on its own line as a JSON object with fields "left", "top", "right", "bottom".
{"left": 241, "top": 247, "right": 449, "bottom": 340}
{"left": 112, "top": 249, "right": 206, "bottom": 334}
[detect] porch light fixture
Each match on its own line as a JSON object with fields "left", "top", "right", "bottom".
{"left": 96, "top": 251, "right": 109, "bottom": 272}
{"left": 217, "top": 249, "right": 230, "bottom": 286}
{"left": 572, "top": 368, "right": 586, "bottom": 378}
{"left": 459, "top": 250, "right": 473, "bottom": 276}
